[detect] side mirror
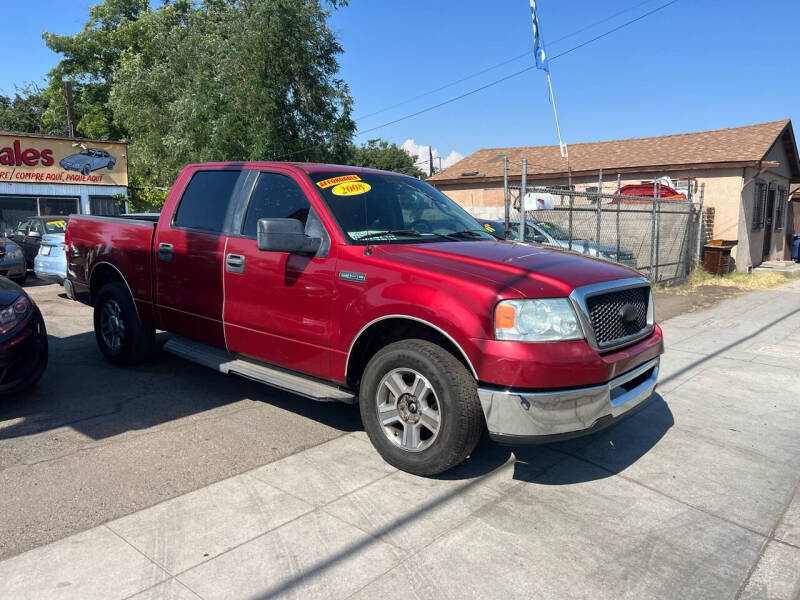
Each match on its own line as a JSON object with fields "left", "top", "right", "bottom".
{"left": 532, "top": 234, "right": 546, "bottom": 243}
{"left": 28, "top": 230, "right": 41, "bottom": 239}
{"left": 257, "top": 218, "right": 321, "bottom": 255}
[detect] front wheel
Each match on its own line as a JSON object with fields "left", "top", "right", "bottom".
{"left": 93, "top": 282, "right": 156, "bottom": 365}
{"left": 359, "top": 339, "right": 484, "bottom": 476}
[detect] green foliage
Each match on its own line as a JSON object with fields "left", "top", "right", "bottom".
{"left": 42, "top": 0, "right": 152, "bottom": 139}
{"left": 109, "top": 0, "right": 355, "bottom": 185}
{"left": 0, "top": 83, "right": 54, "bottom": 134}
{"left": 348, "top": 139, "right": 425, "bottom": 178}
{"left": 118, "top": 171, "right": 168, "bottom": 213}
{"left": 7, "top": 0, "right": 357, "bottom": 210}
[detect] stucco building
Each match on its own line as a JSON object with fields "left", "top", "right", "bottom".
{"left": 429, "top": 120, "right": 800, "bottom": 270}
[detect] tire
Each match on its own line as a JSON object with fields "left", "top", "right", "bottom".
{"left": 93, "top": 282, "right": 155, "bottom": 365}
{"left": 81, "top": 165, "right": 91, "bottom": 176}
{"left": 359, "top": 339, "right": 483, "bottom": 476}
{"left": 10, "top": 270, "right": 26, "bottom": 285}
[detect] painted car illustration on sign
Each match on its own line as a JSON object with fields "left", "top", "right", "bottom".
{"left": 59, "top": 148, "right": 116, "bottom": 176}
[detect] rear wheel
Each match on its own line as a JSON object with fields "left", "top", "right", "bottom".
{"left": 93, "top": 282, "right": 155, "bottom": 365}
{"left": 359, "top": 339, "right": 483, "bottom": 476}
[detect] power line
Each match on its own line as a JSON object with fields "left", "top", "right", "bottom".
{"left": 354, "top": 0, "right": 663, "bottom": 123}
{"left": 354, "top": 52, "right": 532, "bottom": 122}
{"left": 549, "top": 0, "right": 678, "bottom": 61}
{"left": 356, "top": 0, "right": 678, "bottom": 138}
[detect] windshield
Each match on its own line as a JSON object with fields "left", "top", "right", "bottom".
{"left": 534, "top": 221, "right": 571, "bottom": 241}
{"left": 310, "top": 171, "right": 494, "bottom": 244}
{"left": 44, "top": 219, "right": 66, "bottom": 234}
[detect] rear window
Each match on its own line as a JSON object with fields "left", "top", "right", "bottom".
{"left": 173, "top": 170, "right": 241, "bottom": 233}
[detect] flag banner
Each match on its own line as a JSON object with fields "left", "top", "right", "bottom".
{"left": 530, "top": 0, "right": 549, "bottom": 72}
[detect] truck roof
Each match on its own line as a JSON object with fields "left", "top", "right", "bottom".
{"left": 182, "top": 161, "right": 413, "bottom": 177}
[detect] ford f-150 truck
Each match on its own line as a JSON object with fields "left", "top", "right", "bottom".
{"left": 65, "top": 162, "right": 663, "bottom": 475}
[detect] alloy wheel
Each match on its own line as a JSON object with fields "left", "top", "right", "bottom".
{"left": 376, "top": 368, "right": 441, "bottom": 452}
{"left": 100, "top": 299, "right": 125, "bottom": 352}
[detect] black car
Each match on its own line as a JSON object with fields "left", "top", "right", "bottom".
{"left": 9, "top": 216, "right": 68, "bottom": 268}
{"left": 0, "top": 277, "right": 47, "bottom": 394}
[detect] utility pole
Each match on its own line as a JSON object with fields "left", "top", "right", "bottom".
{"left": 64, "top": 80, "right": 76, "bottom": 138}
{"left": 428, "top": 146, "right": 434, "bottom": 177}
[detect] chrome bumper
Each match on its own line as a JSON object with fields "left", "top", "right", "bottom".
{"left": 64, "top": 278, "right": 76, "bottom": 300}
{"left": 478, "top": 358, "right": 659, "bottom": 443}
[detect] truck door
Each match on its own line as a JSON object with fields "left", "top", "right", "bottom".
{"left": 223, "top": 170, "right": 336, "bottom": 381}
{"left": 154, "top": 169, "right": 242, "bottom": 348}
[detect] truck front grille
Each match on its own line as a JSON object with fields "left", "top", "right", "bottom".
{"left": 585, "top": 286, "right": 649, "bottom": 347}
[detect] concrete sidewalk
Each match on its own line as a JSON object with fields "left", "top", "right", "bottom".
{"left": 3, "top": 281, "right": 800, "bottom": 599}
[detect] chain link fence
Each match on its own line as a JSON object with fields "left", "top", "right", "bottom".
{"left": 505, "top": 184, "right": 702, "bottom": 284}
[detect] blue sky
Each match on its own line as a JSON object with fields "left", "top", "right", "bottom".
{"left": 2, "top": 0, "right": 798, "bottom": 168}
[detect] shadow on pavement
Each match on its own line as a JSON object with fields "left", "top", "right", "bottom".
{"left": 435, "top": 394, "right": 673, "bottom": 485}
{"left": 0, "top": 330, "right": 361, "bottom": 441}
{"left": 250, "top": 396, "right": 674, "bottom": 600}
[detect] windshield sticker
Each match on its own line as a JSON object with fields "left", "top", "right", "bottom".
{"left": 46, "top": 220, "right": 66, "bottom": 228}
{"left": 483, "top": 223, "right": 495, "bottom": 233}
{"left": 317, "top": 174, "right": 361, "bottom": 189}
{"left": 332, "top": 181, "right": 371, "bottom": 196}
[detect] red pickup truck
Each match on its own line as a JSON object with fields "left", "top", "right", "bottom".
{"left": 65, "top": 162, "right": 663, "bottom": 475}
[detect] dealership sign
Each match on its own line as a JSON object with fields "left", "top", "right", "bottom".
{"left": 0, "top": 134, "right": 127, "bottom": 186}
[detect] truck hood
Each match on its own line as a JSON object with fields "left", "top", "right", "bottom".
{"left": 375, "top": 240, "right": 643, "bottom": 297}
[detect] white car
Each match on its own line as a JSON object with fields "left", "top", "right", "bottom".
{"left": 34, "top": 233, "right": 67, "bottom": 284}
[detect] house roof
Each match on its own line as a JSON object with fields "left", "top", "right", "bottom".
{"left": 429, "top": 119, "right": 800, "bottom": 185}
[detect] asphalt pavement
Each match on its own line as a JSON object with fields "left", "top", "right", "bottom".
{"left": 0, "top": 280, "right": 361, "bottom": 560}
{"left": 1, "top": 278, "right": 799, "bottom": 599}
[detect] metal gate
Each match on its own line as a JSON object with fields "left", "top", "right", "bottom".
{"left": 504, "top": 182, "right": 702, "bottom": 284}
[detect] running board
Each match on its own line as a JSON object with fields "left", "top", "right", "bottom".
{"left": 163, "top": 337, "right": 356, "bottom": 404}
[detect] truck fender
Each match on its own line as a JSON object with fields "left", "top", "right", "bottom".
{"left": 345, "top": 314, "right": 479, "bottom": 381}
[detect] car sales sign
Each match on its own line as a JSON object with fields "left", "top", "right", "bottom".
{"left": 0, "top": 133, "right": 128, "bottom": 186}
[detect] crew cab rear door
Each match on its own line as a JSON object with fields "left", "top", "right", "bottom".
{"left": 153, "top": 168, "right": 244, "bottom": 348}
{"left": 222, "top": 169, "right": 336, "bottom": 380}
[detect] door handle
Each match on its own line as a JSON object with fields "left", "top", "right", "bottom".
{"left": 226, "top": 253, "right": 245, "bottom": 274}
{"left": 158, "top": 242, "right": 173, "bottom": 261}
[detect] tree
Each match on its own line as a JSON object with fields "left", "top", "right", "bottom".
{"left": 41, "top": 0, "right": 152, "bottom": 139}
{"left": 348, "top": 139, "right": 425, "bottom": 177}
{"left": 0, "top": 84, "right": 52, "bottom": 134}
{"left": 109, "top": 0, "right": 355, "bottom": 186}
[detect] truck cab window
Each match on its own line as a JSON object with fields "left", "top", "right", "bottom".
{"left": 173, "top": 170, "right": 241, "bottom": 233}
{"left": 242, "top": 173, "right": 311, "bottom": 238}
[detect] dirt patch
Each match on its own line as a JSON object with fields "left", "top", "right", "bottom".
{"left": 655, "top": 285, "right": 745, "bottom": 321}
{"left": 654, "top": 269, "right": 800, "bottom": 321}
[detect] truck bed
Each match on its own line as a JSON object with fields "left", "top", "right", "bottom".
{"left": 67, "top": 214, "right": 158, "bottom": 325}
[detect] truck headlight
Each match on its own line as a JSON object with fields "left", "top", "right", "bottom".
{"left": 494, "top": 298, "right": 583, "bottom": 342}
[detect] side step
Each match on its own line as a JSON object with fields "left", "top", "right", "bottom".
{"left": 163, "top": 337, "right": 356, "bottom": 404}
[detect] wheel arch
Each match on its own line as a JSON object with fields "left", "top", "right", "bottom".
{"left": 345, "top": 316, "right": 478, "bottom": 389}
{"left": 89, "top": 262, "right": 140, "bottom": 321}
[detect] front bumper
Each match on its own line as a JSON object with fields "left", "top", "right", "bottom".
{"left": 0, "top": 257, "right": 26, "bottom": 279}
{"left": 0, "top": 308, "right": 48, "bottom": 394}
{"left": 478, "top": 357, "right": 659, "bottom": 444}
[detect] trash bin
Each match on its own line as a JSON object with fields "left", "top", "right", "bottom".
{"left": 703, "top": 239, "right": 738, "bottom": 275}
{"left": 792, "top": 234, "right": 800, "bottom": 263}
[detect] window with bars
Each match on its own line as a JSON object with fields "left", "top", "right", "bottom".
{"left": 775, "top": 188, "right": 787, "bottom": 230}
{"left": 752, "top": 182, "right": 766, "bottom": 230}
